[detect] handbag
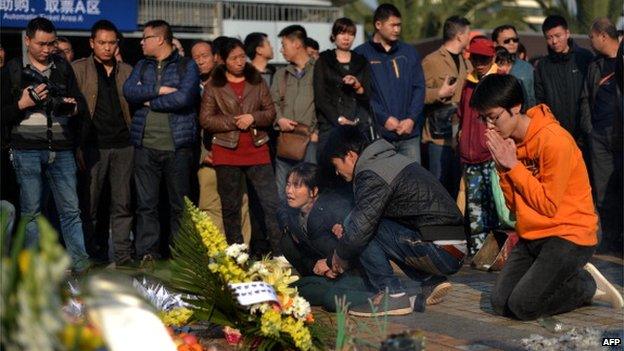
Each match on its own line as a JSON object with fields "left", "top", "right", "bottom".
{"left": 427, "top": 103, "right": 456, "bottom": 139}
{"left": 277, "top": 124, "right": 311, "bottom": 161}
{"left": 276, "top": 69, "right": 311, "bottom": 161}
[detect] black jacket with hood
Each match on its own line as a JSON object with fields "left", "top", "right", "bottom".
{"left": 337, "top": 139, "right": 465, "bottom": 260}
{"left": 534, "top": 39, "right": 594, "bottom": 140}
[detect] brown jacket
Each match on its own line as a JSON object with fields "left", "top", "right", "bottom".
{"left": 200, "top": 77, "right": 276, "bottom": 149}
{"left": 71, "top": 55, "right": 132, "bottom": 125}
{"left": 421, "top": 46, "right": 472, "bottom": 145}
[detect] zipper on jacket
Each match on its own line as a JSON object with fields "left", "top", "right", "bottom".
{"left": 391, "top": 59, "right": 400, "bottom": 78}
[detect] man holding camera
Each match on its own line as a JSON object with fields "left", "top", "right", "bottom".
{"left": 1, "top": 17, "right": 90, "bottom": 272}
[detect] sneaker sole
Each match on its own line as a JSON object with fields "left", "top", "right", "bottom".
{"left": 348, "top": 306, "right": 414, "bottom": 317}
{"left": 584, "top": 263, "right": 624, "bottom": 309}
{"left": 426, "top": 282, "right": 452, "bottom": 305}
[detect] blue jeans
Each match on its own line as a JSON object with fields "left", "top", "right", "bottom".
{"left": 428, "top": 144, "right": 461, "bottom": 199}
{"left": 391, "top": 136, "right": 421, "bottom": 163}
{"left": 359, "top": 219, "right": 462, "bottom": 293}
{"left": 134, "top": 147, "right": 193, "bottom": 258}
{"left": 12, "top": 149, "right": 89, "bottom": 270}
{"left": 275, "top": 142, "right": 317, "bottom": 202}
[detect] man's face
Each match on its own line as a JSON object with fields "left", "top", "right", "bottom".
{"left": 496, "top": 28, "right": 519, "bottom": 54}
{"left": 257, "top": 38, "right": 274, "bottom": 60}
{"left": 141, "top": 27, "right": 162, "bottom": 57}
{"left": 481, "top": 106, "right": 518, "bottom": 139}
{"left": 469, "top": 54, "right": 494, "bottom": 77}
{"left": 191, "top": 42, "right": 215, "bottom": 75}
{"left": 588, "top": 30, "right": 606, "bottom": 54}
{"left": 457, "top": 26, "right": 471, "bottom": 51}
{"left": 25, "top": 30, "right": 57, "bottom": 64}
{"left": 331, "top": 152, "right": 357, "bottom": 182}
{"left": 545, "top": 26, "right": 570, "bottom": 54}
{"left": 90, "top": 30, "right": 118, "bottom": 63}
{"left": 375, "top": 16, "right": 402, "bottom": 43}
{"left": 57, "top": 41, "right": 73, "bottom": 62}
{"left": 280, "top": 37, "right": 300, "bottom": 62}
{"left": 306, "top": 47, "right": 319, "bottom": 60}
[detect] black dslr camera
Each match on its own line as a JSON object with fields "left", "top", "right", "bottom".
{"left": 23, "top": 66, "right": 76, "bottom": 116}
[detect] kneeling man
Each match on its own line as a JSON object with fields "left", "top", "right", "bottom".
{"left": 327, "top": 127, "right": 467, "bottom": 316}
{"left": 472, "top": 74, "right": 623, "bottom": 320}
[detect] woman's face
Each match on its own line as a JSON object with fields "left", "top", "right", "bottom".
{"left": 285, "top": 174, "right": 317, "bottom": 209}
{"left": 335, "top": 31, "right": 355, "bottom": 51}
{"left": 225, "top": 46, "right": 246, "bottom": 76}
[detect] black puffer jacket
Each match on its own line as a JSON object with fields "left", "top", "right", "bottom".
{"left": 313, "top": 49, "right": 372, "bottom": 134}
{"left": 534, "top": 39, "right": 594, "bottom": 140}
{"left": 337, "top": 139, "right": 464, "bottom": 260}
{"left": 278, "top": 188, "right": 354, "bottom": 276}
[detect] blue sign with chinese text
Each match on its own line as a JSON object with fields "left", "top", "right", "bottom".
{"left": 1, "top": 0, "right": 138, "bottom": 31}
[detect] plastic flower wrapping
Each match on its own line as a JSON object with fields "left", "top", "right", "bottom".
{"left": 180, "top": 198, "right": 319, "bottom": 350}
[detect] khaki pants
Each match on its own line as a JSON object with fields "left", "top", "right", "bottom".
{"left": 197, "top": 166, "right": 251, "bottom": 244}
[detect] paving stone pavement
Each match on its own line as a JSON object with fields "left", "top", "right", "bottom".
{"left": 343, "top": 254, "right": 624, "bottom": 350}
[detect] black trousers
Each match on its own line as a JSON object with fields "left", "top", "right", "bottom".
{"left": 215, "top": 164, "right": 282, "bottom": 256}
{"left": 491, "top": 236, "right": 596, "bottom": 321}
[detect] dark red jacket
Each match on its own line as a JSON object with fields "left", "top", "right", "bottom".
{"left": 458, "top": 66, "right": 497, "bottom": 164}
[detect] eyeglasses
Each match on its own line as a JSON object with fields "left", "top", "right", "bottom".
{"left": 479, "top": 109, "right": 506, "bottom": 124}
{"left": 141, "top": 35, "right": 160, "bottom": 41}
{"left": 503, "top": 37, "right": 520, "bottom": 44}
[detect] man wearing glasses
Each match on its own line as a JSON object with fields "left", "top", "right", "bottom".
{"left": 492, "top": 25, "right": 536, "bottom": 108}
{"left": 123, "top": 20, "right": 200, "bottom": 266}
{"left": 472, "top": 74, "right": 623, "bottom": 320}
{"left": 72, "top": 20, "right": 134, "bottom": 267}
{"left": 534, "top": 15, "right": 593, "bottom": 143}
{"left": 0, "top": 17, "right": 90, "bottom": 273}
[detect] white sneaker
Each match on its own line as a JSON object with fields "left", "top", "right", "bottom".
{"left": 584, "top": 263, "right": 624, "bottom": 309}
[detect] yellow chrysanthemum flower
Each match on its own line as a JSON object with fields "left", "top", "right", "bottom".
{"left": 281, "top": 316, "right": 312, "bottom": 350}
{"left": 260, "top": 309, "right": 282, "bottom": 338}
{"left": 159, "top": 307, "right": 193, "bottom": 326}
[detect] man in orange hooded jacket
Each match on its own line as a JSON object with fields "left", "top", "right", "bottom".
{"left": 470, "top": 74, "right": 622, "bottom": 320}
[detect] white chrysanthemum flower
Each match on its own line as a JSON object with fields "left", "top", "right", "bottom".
{"left": 236, "top": 253, "right": 249, "bottom": 265}
{"left": 292, "top": 296, "right": 311, "bottom": 319}
{"left": 225, "top": 243, "right": 248, "bottom": 258}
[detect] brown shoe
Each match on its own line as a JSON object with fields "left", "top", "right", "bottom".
{"left": 424, "top": 281, "right": 452, "bottom": 305}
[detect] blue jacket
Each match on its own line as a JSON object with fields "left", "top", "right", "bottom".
{"left": 123, "top": 50, "right": 200, "bottom": 149}
{"left": 354, "top": 40, "right": 425, "bottom": 141}
{"left": 510, "top": 59, "right": 536, "bottom": 109}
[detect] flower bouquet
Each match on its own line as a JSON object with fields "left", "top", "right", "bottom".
{"left": 164, "top": 199, "right": 325, "bottom": 350}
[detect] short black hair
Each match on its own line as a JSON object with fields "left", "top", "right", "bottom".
{"left": 542, "top": 15, "right": 568, "bottom": 33}
{"left": 26, "top": 17, "right": 56, "bottom": 38}
{"left": 286, "top": 162, "right": 319, "bottom": 191}
{"left": 90, "top": 19, "right": 120, "bottom": 40}
{"left": 373, "top": 3, "right": 401, "bottom": 23}
{"left": 278, "top": 25, "right": 307, "bottom": 43}
{"left": 326, "top": 126, "right": 369, "bottom": 160}
{"left": 212, "top": 36, "right": 231, "bottom": 56}
{"left": 56, "top": 36, "right": 71, "bottom": 45}
{"left": 442, "top": 16, "right": 470, "bottom": 42}
{"left": 470, "top": 74, "right": 525, "bottom": 112}
{"left": 304, "top": 37, "right": 319, "bottom": 51}
{"left": 495, "top": 46, "right": 515, "bottom": 65}
{"left": 491, "top": 24, "right": 517, "bottom": 42}
{"left": 244, "top": 32, "right": 268, "bottom": 60}
{"left": 144, "top": 19, "right": 173, "bottom": 44}
{"left": 331, "top": 17, "right": 357, "bottom": 42}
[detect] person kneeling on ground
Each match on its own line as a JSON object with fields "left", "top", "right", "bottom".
{"left": 472, "top": 74, "right": 624, "bottom": 321}
{"left": 278, "top": 163, "right": 374, "bottom": 311}
{"left": 327, "top": 127, "right": 467, "bottom": 317}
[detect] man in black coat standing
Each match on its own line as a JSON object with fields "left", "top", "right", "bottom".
{"left": 327, "top": 127, "right": 466, "bottom": 317}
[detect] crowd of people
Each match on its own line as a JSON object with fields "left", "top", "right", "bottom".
{"left": 1, "top": 3, "right": 623, "bottom": 319}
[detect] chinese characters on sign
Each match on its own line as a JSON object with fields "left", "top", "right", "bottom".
{"left": 1, "top": 0, "right": 136, "bottom": 31}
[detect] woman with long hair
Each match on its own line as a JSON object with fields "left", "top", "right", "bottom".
{"left": 200, "top": 38, "right": 282, "bottom": 256}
